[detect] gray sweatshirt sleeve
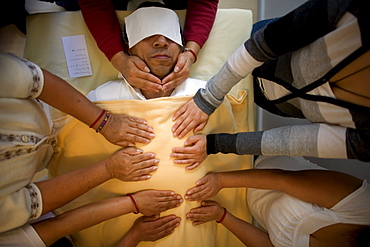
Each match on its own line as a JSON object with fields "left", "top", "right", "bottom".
{"left": 194, "top": 44, "right": 263, "bottom": 115}
{"left": 194, "top": 63, "right": 244, "bottom": 114}
{"left": 207, "top": 123, "right": 355, "bottom": 159}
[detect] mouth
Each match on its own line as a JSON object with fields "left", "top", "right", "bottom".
{"left": 151, "top": 52, "right": 171, "bottom": 59}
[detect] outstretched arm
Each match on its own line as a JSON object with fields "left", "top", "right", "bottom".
{"left": 187, "top": 201, "right": 273, "bottom": 247}
{"left": 186, "top": 168, "right": 362, "bottom": 209}
{"left": 32, "top": 190, "right": 182, "bottom": 246}
{"left": 39, "top": 68, "right": 155, "bottom": 147}
{"left": 34, "top": 147, "right": 159, "bottom": 215}
{"left": 32, "top": 196, "right": 136, "bottom": 246}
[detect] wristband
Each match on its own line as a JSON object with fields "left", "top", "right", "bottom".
{"left": 89, "top": 109, "right": 106, "bottom": 128}
{"left": 127, "top": 194, "right": 140, "bottom": 214}
{"left": 183, "top": 48, "right": 197, "bottom": 63}
{"left": 216, "top": 208, "right": 227, "bottom": 223}
{"left": 95, "top": 111, "right": 111, "bottom": 133}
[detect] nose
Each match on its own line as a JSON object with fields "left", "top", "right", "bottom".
{"left": 153, "top": 35, "right": 169, "bottom": 48}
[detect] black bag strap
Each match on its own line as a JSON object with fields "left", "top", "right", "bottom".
{"left": 267, "top": 48, "right": 370, "bottom": 114}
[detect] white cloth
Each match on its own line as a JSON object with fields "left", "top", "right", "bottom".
{"left": 247, "top": 156, "right": 370, "bottom": 247}
{"left": 87, "top": 77, "right": 206, "bottom": 101}
{"left": 0, "top": 224, "right": 45, "bottom": 247}
{"left": 125, "top": 7, "right": 183, "bottom": 48}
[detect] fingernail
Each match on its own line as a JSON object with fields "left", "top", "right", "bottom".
{"left": 174, "top": 66, "right": 180, "bottom": 72}
{"left": 152, "top": 166, "right": 158, "bottom": 170}
{"left": 144, "top": 66, "right": 150, "bottom": 72}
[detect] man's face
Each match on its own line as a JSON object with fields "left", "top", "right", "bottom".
{"left": 129, "top": 35, "right": 181, "bottom": 79}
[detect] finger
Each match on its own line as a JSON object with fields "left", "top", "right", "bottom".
{"left": 128, "top": 128, "right": 156, "bottom": 140}
{"left": 171, "top": 147, "right": 196, "bottom": 156}
{"left": 177, "top": 120, "right": 198, "bottom": 139}
{"left": 152, "top": 216, "right": 181, "bottom": 239}
{"left": 137, "top": 73, "right": 162, "bottom": 87}
{"left": 131, "top": 166, "right": 159, "bottom": 181}
{"left": 185, "top": 162, "right": 200, "bottom": 170}
{"left": 172, "top": 103, "right": 188, "bottom": 122}
{"left": 142, "top": 215, "right": 160, "bottom": 222}
{"left": 185, "top": 188, "right": 204, "bottom": 201}
{"left": 173, "top": 116, "right": 194, "bottom": 138}
{"left": 160, "top": 198, "right": 183, "bottom": 211}
{"left": 115, "top": 141, "right": 135, "bottom": 148}
{"left": 121, "top": 147, "right": 143, "bottom": 155}
{"left": 183, "top": 135, "right": 200, "bottom": 146}
{"left": 132, "top": 58, "right": 151, "bottom": 73}
{"left": 127, "top": 116, "right": 149, "bottom": 125}
{"left": 201, "top": 200, "right": 218, "bottom": 207}
{"left": 173, "top": 56, "right": 186, "bottom": 72}
{"left": 134, "top": 157, "right": 160, "bottom": 170}
{"left": 156, "top": 193, "right": 183, "bottom": 203}
{"left": 127, "top": 122, "right": 155, "bottom": 134}
{"left": 154, "top": 215, "right": 179, "bottom": 228}
{"left": 161, "top": 72, "right": 186, "bottom": 91}
{"left": 173, "top": 159, "right": 195, "bottom": 165}
{"left": 133, "top": 73, "right": 162, "bottom": 92}
{"left": 161, "top": 78, "right": 179, "bottom": 92}
{"left": 193, "top": 122, "right": 207, "bottom": 133}
{"left": 124, "top": 133, "right": 152, "bottom": 144}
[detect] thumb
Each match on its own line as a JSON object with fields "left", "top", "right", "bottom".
{"left": 132, "top": 56, "right": 150, "bottom": 72}
{"left": 184, "top": 135, "right": 199, "bottom": 146}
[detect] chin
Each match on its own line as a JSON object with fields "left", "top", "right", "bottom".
{"left": 151, "top": 68, "right": 172, "bottom": 79}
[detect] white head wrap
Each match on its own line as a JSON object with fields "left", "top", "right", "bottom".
{"left": 125, "top": 7, "right": 183, "bottom": 48}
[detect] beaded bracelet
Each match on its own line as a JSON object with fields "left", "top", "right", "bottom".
{"left": 216, "top": 208, "right": 227, "bottom": 223}
{"left": 127, "top": 194, "right": 140, "bottom": 214}
{"left": 89, "top": 109, "right": 106, "bottom": 128}
{"left": 95, "top": 111, "right": 111, "bottom": 133}
{"left": 183, "top": 48, "right": 197, "bottom": 63}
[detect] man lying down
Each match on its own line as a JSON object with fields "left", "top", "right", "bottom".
{"left": 87, "top": 3, "right": 206, "bottom": 101}
{"left": 48, "top": 3, "right": 250, "bottom": 247}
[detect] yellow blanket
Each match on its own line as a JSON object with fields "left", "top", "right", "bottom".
{"left": 48, "top": 91, "right": 251, "bottom": 247}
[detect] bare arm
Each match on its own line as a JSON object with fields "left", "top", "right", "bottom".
{"left": 34, "top": 148, "right": 159, "bottom": 214}
{"left": 32, "top": 196, "right": 135, "bottom": 246}
{"left": 222, "top": 210, "right": 273, "bottom": 247}
{"left": 187, "top": 169, "right": 362, "bottom": 208}
{"left": 38, "top": 69, "right": 103, "bottom": 127}
{"left": 39, "top": 69, "right": 155, "bottom": 147}
{"left": 32, "top": 191, "right": 182, "bottom": 246}
{"left": 187, "top": 201, "right": 273, "bottom": 247}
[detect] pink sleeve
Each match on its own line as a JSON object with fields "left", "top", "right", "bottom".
{"left": 184, "top": 0, "right": 219, "bottom": 48}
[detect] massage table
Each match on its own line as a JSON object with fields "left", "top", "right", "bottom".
{"left": 24, "top": 8, "right": 254, "bottom": 247}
